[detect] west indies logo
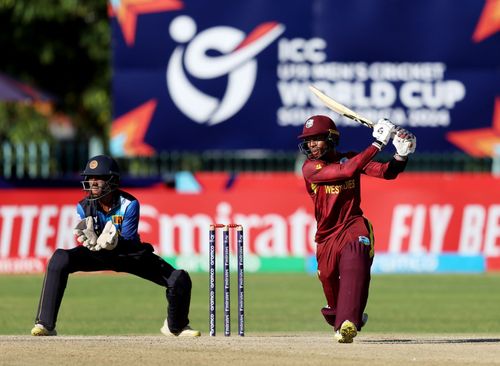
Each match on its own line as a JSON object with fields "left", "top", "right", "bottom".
{"left": 166, "top": 15, "right": 284, "bottom": 125}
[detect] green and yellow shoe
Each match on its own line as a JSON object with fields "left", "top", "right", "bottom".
{"left": 335, "top": 320, "right": 357, "bottom": 344}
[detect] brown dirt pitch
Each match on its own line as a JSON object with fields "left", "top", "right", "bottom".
{"left": 2, "top": 333, "right": 500, "bottom": 366}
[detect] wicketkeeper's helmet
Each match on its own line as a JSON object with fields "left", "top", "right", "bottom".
{"left": 80, "top": 155, "right": 120, "bottom": 200}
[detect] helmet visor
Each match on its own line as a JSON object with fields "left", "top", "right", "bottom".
{"left": 81, "top": 175, "right": 118, "bottom": 201}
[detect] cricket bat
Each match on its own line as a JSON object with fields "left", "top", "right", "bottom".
{"left": 308, "top": 85, "right": 374, "bottom": 129}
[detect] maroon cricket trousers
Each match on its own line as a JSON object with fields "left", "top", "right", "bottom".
{"left": 316, "top": 216, "right": 374, "bottom": 331}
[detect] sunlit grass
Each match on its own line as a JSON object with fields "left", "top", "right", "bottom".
{"left": 1, "top": 273, "right": 499, "bottom": 335}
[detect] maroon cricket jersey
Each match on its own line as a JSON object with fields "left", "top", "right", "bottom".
{"left": 302, "top": 144, "right": 407, "bottom": 245}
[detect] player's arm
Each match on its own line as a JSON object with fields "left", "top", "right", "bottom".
{"left": 119, "top": 199, "right": 140, "bottom": 240}
{"left": 76, "top": 204, "right": 85, "bottom": 220}
{"left": 303, "top": 144, "right": 379, "bottom": 183}
{"left": 363, "top": 127, "right": 416, "bottom": 179}
{"left": 362, "top": 157, "right": 408, "bottom": 179}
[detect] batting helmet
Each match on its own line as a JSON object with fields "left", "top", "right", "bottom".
{"left": 298, "top": 115, "right": 340, "bottom": 159}
{"left": 297, "top": 115, "right": 339, "bottom": 140}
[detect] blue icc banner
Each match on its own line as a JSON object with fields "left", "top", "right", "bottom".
{"left": 110, "top": 0, "right": 499, "bottom": 156}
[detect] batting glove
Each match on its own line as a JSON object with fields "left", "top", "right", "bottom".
{"left": 393, "top": 127, "right": 417, "bottom": 157}
{"left": 372, "top": 118, "right": 396, "bottom": 150}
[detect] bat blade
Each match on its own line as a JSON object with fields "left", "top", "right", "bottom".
{"left": 309, "top": 85, "right": 374, "bottom": 129}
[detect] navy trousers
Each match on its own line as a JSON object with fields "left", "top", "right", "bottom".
{"left": 34, "top": 242, "right": 192, "bottom": 333}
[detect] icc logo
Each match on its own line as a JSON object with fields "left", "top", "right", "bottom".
{"left": 166, "top": 15, "right": 285, "bottom": 125}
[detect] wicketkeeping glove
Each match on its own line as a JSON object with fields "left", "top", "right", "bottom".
{"left": 372, "top": 118, "right": 396, "bottom": 150}
{"left": 393, "top": 127, "right": 417, "bottom": 156}
{"left": 93, "top": 221, "right": 119, "bottom": 251}
{"left": 73, "top": 216, "right": 98, "bottom": 249}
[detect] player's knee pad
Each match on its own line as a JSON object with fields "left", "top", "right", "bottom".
{"left": 47, "top": 249, "right": 70, "bottom": 272}
{"left": 165, "top": 270, "right": 192, "bottom": 330}
{"left": 167, "top": 269, "right": 192, "bottom": 295}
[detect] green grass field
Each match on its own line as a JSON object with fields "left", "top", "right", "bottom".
{"left": 1, "top": 273, "right": 500, "bottom": 335}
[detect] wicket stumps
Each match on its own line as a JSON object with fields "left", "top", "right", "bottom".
{"left": 209, "top": 224, "right": 244, "bottom": 337}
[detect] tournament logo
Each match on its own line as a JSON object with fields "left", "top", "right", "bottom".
{"left": 166, "top": 15, "right": 285, "bottom": 125}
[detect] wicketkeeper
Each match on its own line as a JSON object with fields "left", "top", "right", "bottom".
{"left": 298, "top": 115, "right": 415, "bottom": 343}
{"left": 31, "top": 155, "right": 200, "bottom": 337}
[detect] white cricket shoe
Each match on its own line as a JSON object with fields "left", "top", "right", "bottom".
{"left": 31, "top": 324, "right": 57, "bottom": 336}
{"left": 160, "top": 319, "right": 200, "bottom": 337}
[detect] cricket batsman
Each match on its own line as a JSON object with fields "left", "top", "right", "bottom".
{"left": 298, "top": 115, "right": 416, "bottom": 343}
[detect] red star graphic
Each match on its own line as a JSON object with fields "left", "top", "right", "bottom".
{"left": 472, "top": 0, "right": 500, "bottom": 42}
{"left": 109, "top": 0, "right": 184, "bottom": 46}
{"left": 446, "top": 97, "right": 500, "bottom": 157}
{"left": 111, "top": 100, "right": 157, "bottom": 156}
